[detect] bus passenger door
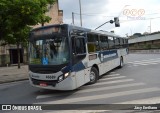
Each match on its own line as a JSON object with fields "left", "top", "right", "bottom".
{"left": 72, "top": 36, "right": 87, "bottom": 87}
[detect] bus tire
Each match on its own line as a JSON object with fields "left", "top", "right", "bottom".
{"left": 119, "top": 57, "right": 123, "bottom": 68}
{"left": 88, "top": 67, "right": 98, "bottom": 84}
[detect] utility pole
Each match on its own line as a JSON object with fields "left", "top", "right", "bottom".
{"left": 72, "top": 12, "right": 74, "bottom": 25}
{"left": 150, "top": 19, "right": 152, "bottom": 33}
{"left": 79, "top": 0, "right": 82, "bottom": 26}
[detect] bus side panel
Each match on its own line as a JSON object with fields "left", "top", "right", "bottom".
{"left": 75, "top": 70, "right": 85, "bottom": 88}
{"left": 84, "top": 68, "right": 91, "bottom": 83}
{"left": 98, "top": 63, "right": 104, "bottom": 76}
{"left": 123, "top": 55, "right": 127, "bottom": 64}
{"left": 53, "top": 75, "right": 77, "bottom": 90}
{"left": 117, "top": 48, "right": 128, "bottom": 64}
{"left": 72, "top": 56, "right": 91, "bottom": 88}
{"left": 103, "top": 60, "right": 112, "bottom": 73}
{"left": 87, "top": 53, "right": 102, "bottom": 74}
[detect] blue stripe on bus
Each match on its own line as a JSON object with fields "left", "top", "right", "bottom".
{"left": 71, "top": 62, "right": 86, "bottom": 72}
{"left": 102, "top": 50, "right": 117, "bottom": 55}
{"left": 61, "top": 65, "right": 71, "bottom": 73}
{"left": 100, "top": 50, "right": 118, "bottom": 62}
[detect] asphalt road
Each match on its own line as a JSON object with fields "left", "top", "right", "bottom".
{"left": 1, "top": 54, "right": 160, "bottom": 112}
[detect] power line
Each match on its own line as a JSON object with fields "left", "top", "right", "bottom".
{"left": 73, "top": 12, "right": 160, "bottom": 18}
{"left": 73, "top": 12, "right": 116, "bottom": 18}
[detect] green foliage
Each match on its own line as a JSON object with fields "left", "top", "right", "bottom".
{"left": 0, "top": 0, "right": 56, "bottom": 43}
{"left": 0, "top": 0, "right": 56, "bottom": 68}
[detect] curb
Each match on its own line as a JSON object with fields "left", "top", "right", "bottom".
{"left": 0, "top": 78, "right": 29, "bottom": 84}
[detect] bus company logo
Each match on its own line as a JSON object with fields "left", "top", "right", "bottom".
{"left": 123, "top": 9, "right": 145, "bottom": 20}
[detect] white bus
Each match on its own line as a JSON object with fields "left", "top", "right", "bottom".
{"left": 28, "top": 24, "right": 128, "bottom": 90}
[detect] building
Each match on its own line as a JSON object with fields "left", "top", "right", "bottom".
{"left": 0, "top": 0, "right": 63, "bottom": 66}
{"left": 33, "top": 0, "right": 63, "bottom": 28}
{"left": 129, "top": 32, "right": 160, "bottom": 50}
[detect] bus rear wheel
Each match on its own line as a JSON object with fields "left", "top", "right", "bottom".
{"left": 88, "top": 67, "right": 98, "bottom": 84}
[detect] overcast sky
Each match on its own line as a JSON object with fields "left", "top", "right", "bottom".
{"left": 59, "top": 0, "right": 160, "bottom": 37}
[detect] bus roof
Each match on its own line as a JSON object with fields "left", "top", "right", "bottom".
{"left": 31, "top": 24, "right": 126, "bottom": 39}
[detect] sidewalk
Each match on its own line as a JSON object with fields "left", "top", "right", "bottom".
{"left": 0, "top": 65, "right": 29, "bottom": 84}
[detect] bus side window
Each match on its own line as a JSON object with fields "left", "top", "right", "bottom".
{"left": 114, "top": 37, "right": 120, "bottom": 49}
{"left": 100, "top": 35, "right": 108, "bottom": 50}
{"left": 108, "top": 37, "right": 115, "bottom": 49}
{"left": 72, "top": 37, "right": 76, "bottom": 54}
{"left": 119, "top": 38, "right": 124, "bottom": 48}
{"left": 87, "top": 33, "right": 100, "bottom": 53}
{"left": 75, "top": 38, "right": 86, "bottom": 54}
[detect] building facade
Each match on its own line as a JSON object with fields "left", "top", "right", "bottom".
{"left": 0, "top": 0, "right": 63, "bottom": 66}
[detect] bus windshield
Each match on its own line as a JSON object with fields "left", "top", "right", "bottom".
{"left": 29, "top": 36, "right": 69, "bottom": 65}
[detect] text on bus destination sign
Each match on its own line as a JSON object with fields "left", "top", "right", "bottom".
{"left": 33, "top": 27, "right": 62, "bottom": 36}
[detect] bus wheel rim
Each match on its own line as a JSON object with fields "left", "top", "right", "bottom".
{"left": 90, "top": 71, "right": 96, "bottom": 81}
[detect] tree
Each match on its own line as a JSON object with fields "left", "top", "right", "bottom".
{"left": 0, "top": 0, "right": 56, "bottom": 68}
{"left": 39, "top": 0, "right": 56, "bottom": 26}
{"left": 133, "top": 33, "right": 142, "bottom": 37}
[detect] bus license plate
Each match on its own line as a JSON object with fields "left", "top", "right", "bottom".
{"left": 40, "top": 83, "right": 47, "bottom": 87}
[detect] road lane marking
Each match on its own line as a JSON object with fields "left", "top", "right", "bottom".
{"left": 133, "top": 60, "right": 160, "bottom": 64}
{"left": 36, "top": 94, "right": 56, "bottom": 99}
{"left": 128, "top": 58, "right": 160, "bottom": 63}
{"left": 35, "top": 87, "right": 160, "bottom": 104}
{"left": 131, "top": 63, "right": 160, "bottom": 67}
{"left": 79, "top": 83, "right": 145, "bottom": 93}
{"left": 90, "top": 79, "right": 134, "bottom": 86}
{"left": 116, "top": 96, "right": 160, "bottom": 104}
{"left": 36, "top": 83, "right": 145, "bottom": 99}
{"left": 133, "top": 61, "right": 160, "bottom": 65}
{"left": 99, "top": 76, "right": 126, "bottom": 81}
{"left": 105, "top": 73, "right": 120, "bottom": 77}
{"left": 128, "top": 60, "right": 160, "bottom": 67}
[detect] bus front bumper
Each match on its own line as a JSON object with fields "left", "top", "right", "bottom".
{"left": 29, "top": 73, "right": 77, "bottom": 91}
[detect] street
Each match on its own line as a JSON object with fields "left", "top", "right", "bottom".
{"left": 1, "top": 54, "right": 160, "bottom": 112}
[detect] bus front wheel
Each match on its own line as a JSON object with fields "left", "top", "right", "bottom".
{"left": 88, "top": 67, "right": 98, "bottom": 84}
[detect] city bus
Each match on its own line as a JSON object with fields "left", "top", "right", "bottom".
{"left": 28, "top": 24, "right": 128, "bottom": 90}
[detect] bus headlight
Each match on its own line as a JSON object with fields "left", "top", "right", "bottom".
{"left": 64, "top": 72, "right": 69, "bottom": 78}
{"left": 58, "top": 75, "right": 63, "bottom": 82}
{"left": 58, "top": 72, "right": 69, "bottom": 82}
